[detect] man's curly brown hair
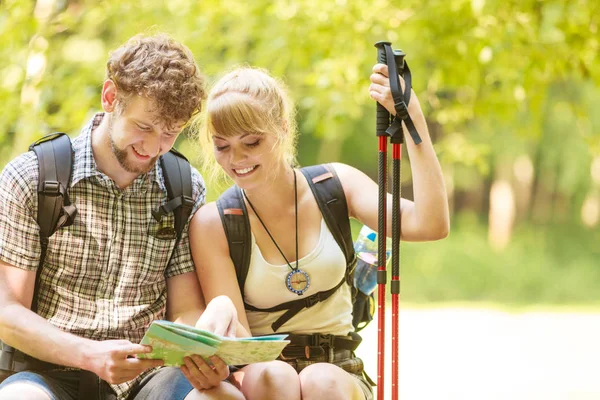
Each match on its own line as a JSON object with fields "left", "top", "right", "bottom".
{"left": 106, "top": 34, "right": 205, "bottom": 129}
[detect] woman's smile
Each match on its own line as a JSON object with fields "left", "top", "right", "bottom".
{"left": 233, "top": 165, "right": 259, "bottom": 177}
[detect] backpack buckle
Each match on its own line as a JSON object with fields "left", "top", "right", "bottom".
{"left": 182, "top": 195, "right": 194, "bottom": 210}
{"left": 152, "top": 195, "right": 194, "bottom": 223}
{"left": 41, "top": 181, "right": 62, "bottom": 196}
{"left": 304, "top": 293, "right": 321, "bottom": 308}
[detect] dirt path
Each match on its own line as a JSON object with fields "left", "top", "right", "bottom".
{"left": 355, "top": 307, "right": 600, "bottom": 399}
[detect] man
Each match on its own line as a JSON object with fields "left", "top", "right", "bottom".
{"left": 0, "top": 34, "right": 242, "bottom": 400}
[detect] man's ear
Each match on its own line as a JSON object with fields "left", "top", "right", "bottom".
{"left": 101, "top": 80, "right": 118, "bottom": 113}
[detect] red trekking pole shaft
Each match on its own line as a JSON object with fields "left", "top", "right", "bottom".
{"left": 391, "top": 141, "right": 402, "bottom": 400}
{"left": 375, "top": 41, "right": 391, "bottom": 400}
{"left": 390, "top": 49, "right": 407, "bottom": 400}
{"left": 377, "top": 135, "right": 387, "bottom": 399}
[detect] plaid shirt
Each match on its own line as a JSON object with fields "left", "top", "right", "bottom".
{"left": 0, "top": 113, "right": 205, "bottom": 398}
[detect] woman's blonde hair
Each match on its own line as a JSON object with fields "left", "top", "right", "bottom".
{"left": 197, "top": 66, "right": 297, "bottom": 184}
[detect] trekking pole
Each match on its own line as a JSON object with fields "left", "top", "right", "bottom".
{"left": 374, "top": 41, "right": 391, "bottom": 400}
{"left": 375, "top": 41, "right": 423, "bottom": 399}
{"left": 390, "top": 49, "right": 406, "bottom": 400}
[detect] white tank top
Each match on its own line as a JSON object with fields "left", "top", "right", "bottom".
{"left": 244, "top": 218, "right": 353, "bottom": 335}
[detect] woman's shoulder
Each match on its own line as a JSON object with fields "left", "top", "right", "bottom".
{"left": 301, "top": 162, "right": 357, "bottom": 180}
{"left": 299, "top": 162, "right": 364, "bottom": 194}
{"left": 191, "top": 201, "right": 224, "bottom": 235}
{"left": 190, "top": 200, "right": 235, "bottom": 257}
{"left": 328, "top": 162, "right": 355, "bottom": 177}
{"left": 322, "top": 162, "right": 364, "bottom": 191}
{"left": 323, "top": 163, "right": 375, "bottom": 216}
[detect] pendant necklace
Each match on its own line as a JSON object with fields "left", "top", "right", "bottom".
{"left": 243, "top": 169, "right": 310, "bottom": 296}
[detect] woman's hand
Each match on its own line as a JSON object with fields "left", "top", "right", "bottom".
{"left": 181, "top": 354, "right": 230, "bottom": 391}
{"left": 182, "top": 296, "right": 238, "bottom": 390}
{"left": 369, "top": 63, "right": 423, "bottom": 119}
{"left": 195, "top": 295, "right": 238, "bottom": 337}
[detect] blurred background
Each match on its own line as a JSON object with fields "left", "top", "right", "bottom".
{"left": 1, "top": 0, "right": 599, "bottom": 398}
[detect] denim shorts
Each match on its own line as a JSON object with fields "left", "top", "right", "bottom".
{"left": 280, "top": 349, "right": 374, "bottom": 400}
{"left": 0, "top": 367, "right": 193, "bottom": 400}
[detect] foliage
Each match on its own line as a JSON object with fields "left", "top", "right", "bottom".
{"left": 369, "top": 215, "right": 600, "bottom": 305}
{"left": 2, "top": 0, "right": 598, "bottom": 161}
{"left": 1, "top": 0, "right": 599, "bottom": 305}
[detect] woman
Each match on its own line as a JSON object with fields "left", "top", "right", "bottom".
{"left": 189, "top": 65, "right": 449, "bottom": 400}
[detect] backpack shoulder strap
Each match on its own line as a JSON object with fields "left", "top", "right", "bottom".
{"left": 300, "top": 164, "right": 355, "bottom": 267}
{"left": 28, "top": 132, "right": 77, "bottom": 314}
{"left": 155, "top": 149, "right": 194, "bottom": 241}
{"left": 216, "top": 185, "right": 251, "bottom": 299}
{"left": 29, "top": 133, "right": 77, "bottom": 240}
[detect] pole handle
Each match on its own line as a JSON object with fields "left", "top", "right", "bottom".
{"left": 375, "top": 41, "right": 391, "bottom": 137}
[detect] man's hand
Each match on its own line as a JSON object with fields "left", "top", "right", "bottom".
{"left": 181, "top": 355, "right": 230, "bottom": 391}
{"left": 195, "top": 295, "right": 238, "bottom": 337}
{"left": 83, "top": 339, "right": 164, "bottom": 384}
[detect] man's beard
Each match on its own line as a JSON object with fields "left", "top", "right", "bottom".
{"left": 108, "top": 117, "right": 158, "bottom": 174}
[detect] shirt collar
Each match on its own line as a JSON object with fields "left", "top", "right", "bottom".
{"left": 70, "top": 113, "right": 103, "bottom": 186}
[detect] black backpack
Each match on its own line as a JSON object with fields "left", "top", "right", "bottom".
{"left": 216, "top": 164, "right": 374, "bottom": 333}
{"left": 0, "top": 132, "right": 194, "bottom": 380}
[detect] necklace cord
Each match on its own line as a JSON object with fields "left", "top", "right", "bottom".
{"left": 243, "top": 170, "right": 299, "bottom": 272}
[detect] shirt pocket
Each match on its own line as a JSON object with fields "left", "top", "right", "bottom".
{"left": 140, "top": 214, "right": 178, "bottom": 279}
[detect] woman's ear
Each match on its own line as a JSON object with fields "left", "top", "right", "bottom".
{"left": 282, "top": 119, "right": 289, "bottom": 134}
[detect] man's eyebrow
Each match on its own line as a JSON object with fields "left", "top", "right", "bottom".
{"left": 169, "top": 125, "right": 184, "bottom": 134}
{"left": 132, "top": 118, "right": 153, "bottom": 127}
{"left": 134, "top": 118, "right": 183, "bottom": 134}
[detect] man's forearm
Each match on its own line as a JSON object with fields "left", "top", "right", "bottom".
{"left": 0, "top": 302, "right": 90, "bottom": 369}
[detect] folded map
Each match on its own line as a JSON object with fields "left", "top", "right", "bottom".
{"left": 138, "top": 320, "right": 290, "bottom": 366}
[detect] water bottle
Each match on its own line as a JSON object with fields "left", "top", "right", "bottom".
{"left": 353, "top": 225, "right": 392, "bottom": 295}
